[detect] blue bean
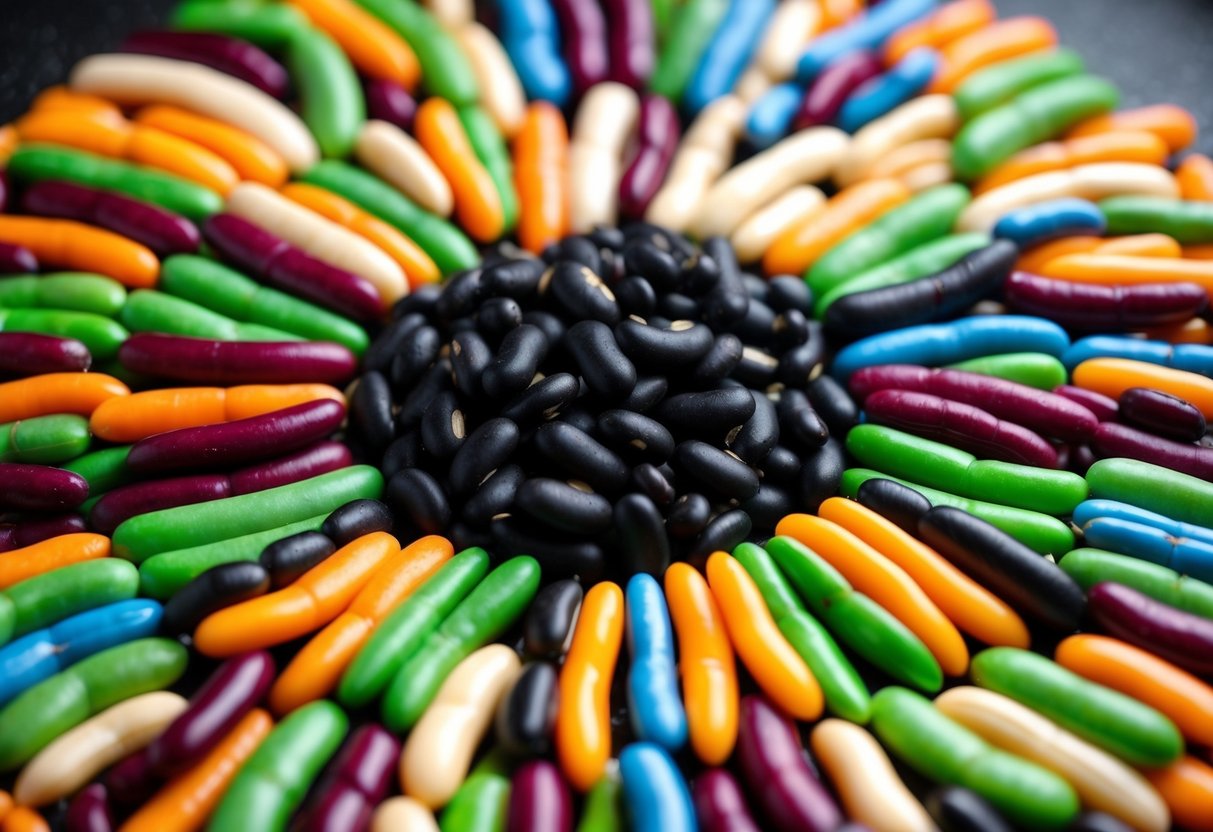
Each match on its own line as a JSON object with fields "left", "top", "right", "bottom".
{"left": 619, "top": 742, "right": 697, "bottom": 832}
{"left": 684, "top": 0, "right": 778, "bottom": 115}
{"left": 497, "top": 0, "right": 571, "bottom": 106}
{"left": 745, "top": 82, "right": 804, "bottom": 149}
{"left": 993, "top": 198, "right": 1106, "bottom": 248}
{"left": 796, "top": 0, "right": 938, "bottom": 83}
{"left": 837, "top": 48, "right": 939, "bottom": 133}
{"left": 625, "top": 574, "right": 687, "bottom": 752}
{"left": 1083, "top": 517, "right": 1213, "bottom": 584}
{"left": 1062, "top": 335, "right": 1213, "bottom": 374}
{"left": 1074, "top": 499, "right": 1213, "bottom": 548}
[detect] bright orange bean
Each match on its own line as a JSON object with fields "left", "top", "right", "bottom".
{"left": 288, "top": 0, "right": 419, "bottom": 89}
{"left": 0, "top": 373, "right": 129, "bottom": 423}
{"left": 705, "top": 551, "right": 823, "bottom": 721}
{"left": 0, "top": 534, "right": 111, "bottom": 590}
{"left": 763, "top": 178, "right": 911, "bottom": 276}
{"left": 974, "top": 131, "right": 1170, "bottom": 195}
{"left": 1039, "top": 252, "right": 1213, "bottom": 298}
{"left": 1096, "top": 233, "right": 1183, "bottom": 258}
{"left": 556, "top": 581, "right": 623, "bottom": 792}
{"left": 415, "top": 98, "right": 504, "bottom": 243}
{"left": 1143, "top": 317, "right": 1213, "bottom": 345}
{"left": 0, "top": 126, "right": 16, "bottom": 164}
{"left": 1146, "top": 756, "right": 1213, "bottom": 832}
{"left": 0, "top": 807, "right": 48, "bottom": 832}
{"left": 280, "top": 182, "right": 439, "bottom": 287}
{"left": 0, "top": 216, "right": 158, "bottom": 288}
{"left": 1177, "top": 154, "right": 1213, "bottom": 202}
{"left": 134, "top": 106, "right": 288, "bottom": 187}
{"left": 30, "top": 86, "right": 122, "bottom": 119}
{"left": 268, "top": 534, "right": 452, "bottom": 714}
{"left": 929, "top": 17, "right": 1058, "bottom": 94}
{"left": 1015, "top": 235, "right": 1102, "bottom": 273}
{"left": 0, "top": 791, "right": 9, "bottom": 823}
{"left": 1185, "top": 244, "right": 1213, "bottom": 260}
{"left": 819, "top": 0, "right": 862, "bottom": 30}
{"left": 513, "top": 102, "right": 570, "bottom": 254}
{"left": 1068, "top": 104, "right": 1198, "bottom": 153}
{"left": 664, "top": 562, "right": 737, "bottom": 766}
{"left": 88, "top": 383, "right": 342, "bottom": 443}
{"left": 884, "top": 0, "right": 994, "bottom": 65}
{"left": 119, "top": 708, "right": 273, "bottom": 832}
{"left": 1073, "top": 357, "right": 1213, "bottom": 419}
{"left": 194, "top": 531, "right": 399, "bottom": 657}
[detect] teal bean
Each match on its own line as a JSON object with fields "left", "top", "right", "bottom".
{"left": 1100, "top": 196, "right": 1213, "bottom": 244}
{"left": 0, "top": 637, "right": 186, "bottom": 770}
{"left": 208, "top": 700, "right": 347, "bottom": 832}
{"left": 870, "top": 686, "right": 1079, "bottom": 829}
{"left": 4, "top": 559, "right": 140, "bottom": 638}
{"left": 953, "top": 48, "right": 1086, "bottom": 121}
{"left": 0, "top": 414, "right": 91, "bottom": 464}
{"left": 440, "top": 749, "right": 512, "bottom": 832}
{"left": 119, "top": 289, "right": 299, "bottom": 341}
{"left": 338, "top": 548, "right": 490, "bottom": 709}
{"left": 1058, "top": 548, "right": 1213, "bottom": 620}
{"left": 0, "top": 273, "right": 126, "bottom": 317}
{"left": 159, "top": 255, "right": 368, "bottom": 354}
{"left": 171, "top": 0, "right": 308, "bottom": 49}
{"left": 301, "top": 160, "right": 478, "bottom": 275}
{"left": 0, "top": 307, "right": 129, "bottom": 361}
{"left": 946, "top": 352, "right": 1068, "bottom": 389}
{"left": 650, "top": 0, "right": 730, "bottom": 101}
{"left": 971, "top": 647, "right": 1183, "bottom": 767}
{"left": 286, "top": 25, "right": 364, "bottom": 158}
{"left": 459, "top": 105, "right": 519, "bottom": 233}
{"left": 62, "top": 446, "right": 133, "bottom": 497}
{"left": 383, "top": 555, "right": 541, "bottom": 731}
{"left": 355, "top": 0, "right": 479, "bottom": 105}
{"left": 112, "top": 466, "right": 384, "bottom": 563}
{"left": 8, "top": 144, "right": 223, "bottom": 222}
{"left": 1087, "top": 457, "right": 1213, "bottom": 527}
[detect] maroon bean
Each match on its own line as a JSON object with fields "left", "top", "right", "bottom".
{"left": 364, "top": 78, "right": 417, "bottom": 131}
{"left": 794, "top": 50, "right": 883, "bottom": 129}
{"left": 507, "top": 760, "right": 574, "bottom": 832}
{"left": 64, "top": 783, "right": 114, "bottom": 832}
{"left": 1062, "top": 443, "right": 1097, "bottom": 476}
{"left": 552, "top": 0, "right": 611, "bottom": 96}
{"left": 849, "top": 364, "right": 1098, "bottom": 442}
{"left": 295, "top": 724, "right": 399, "bottom": 832}
{"left": 0, "top": 513, "right": 88, "bottom": 552}
{"left": 204, "top": 213, "right": 382, "bottom": 322}
{"left": 1004, "top": 272, "right": 1207, "bottom": 331}
{"left": 120, "top": 30, "right": 289, "bottom": 98}
{"left": 693, "top": 769, "right": 762, "bottom": 832}
{"left": 0, "top": 463, "right": 88, "bottom": 511}
{"left": 89, "top": 474, "right": 231, "bottom": 536}
{"left": 864, "top": 389, "right": 1060, "bottom": 467}
{"left": 21, "top": 180, "right": 200, "bottom": 257}
{"left": 228, "top": 440, "right": 352, "bottom": 494}
{"left": 1119, "top": 386, "right": 1206, "bottom": 443}
{"left": 619, "top": 94, "right": 680, "bottom": 219}
{"left": 0, "top": 170, "right": 9, "bottom": 213}
{"left": 0, "top": 241, "right": 38, "bottom": 275}
{"left": 1088, "top": 582, "right": 1213, "bottom": 676}
{"left": 736, "top": 696, "right": 842, "bottom": 832}
{"left": 1092, "top": 421, "right": 1213, "bottom": 482}
{"left": 1053, "top": 384, "right": 1118, "bottom": 423}
{"left": 0, "top": 332, "right": 91, "bottom": 376}
{"left": 605, "top": 0, "right": 655, "bottom": 89}
{"left": 118, "top": 333, "right": 357, "bottom": 385}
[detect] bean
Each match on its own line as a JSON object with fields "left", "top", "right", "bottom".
{"left": 294, "top": 724, "right": 399, "bottom": 832}
{"left": 4, "top": 558, "right": 138, "bottom": 638}
{"left": 160, "top": 562, "right": 269, "bottom": 637}
{"left": 683, "top": 0, "right": 776, "bottom": 114}
{"left": 0, "top": 308, "right": 128, "bottom": 362}
{"left": 118, "top": 334, "right": 354, "bottom": 385}
{"left": 619, "top": 95, "right": 678, "bottom": 218}
{"left": 1065, "top": 335, "right": 1213, "bottom": 375}
{"left": 0, "top": 272, "right": 126, "bottom": 317}
{"left": 926, "top": 786, "right": 1015, "bottom": 832}
{"left": 0, "top": 414, "right": 90, "bottom": 465}
{"left": 0, "top": 242, "right": 39, "bottom": 275}
{"left": 624, "top": 574, "right": 687, "bottom": 750}
{"left": 650, "top": 0, "right": 729, "bottom": 101}
{"left": 1005, "top": 272, "right": 1207, "bottom": 331}
{"left": 0, "top": 333, "right": 90, "bottom": 376}
{"left": 953, "top": 48, "right": 1084, "bottom": 120}
{"left": 1061, "top": 547, "right": 1213, "bottom": 620}
{"left": 552, "top": 0, "right": 608, "bottom": 96}
{"left": 286, "top": 26, "right": 363, "bottom": 159}
{"left": 496, "top": 661, "right": 558, "bottom": 756}
{"left": 171, "top": 1, "right": 307, "bottom": 48}
{"left": 1120, "top": 387, "right": 1206, "bottom": 442}
{"left": 992, "top": 197, "right": 1106, "bottom": 248}
{"left": 795, "top": 50, "right": 884, "bottom": 130}
{"left": 1087, "top": 457, "right": 1213, "bottom": 527}
{"left": 619, "top": 743, "right": 696, "bottom": 832}
{"left": 1099, "top": 195, "right": 1213, "bottom": 243}
{"left": 795, "top": 0, "right": 936, "bottom": 82}
{"left": 120, "top": 30, "right": 287, "bottom": 98}
{"left": 692, "top": 769, "right": 760, "bottom": 832}
{"left": 838, "top": 48, "right": 940, "bottom": 134}
{"left": 440, "top": 751, "right": 510, "bottom": 832}
{"left": 356, "top": 0, "right": 477, "bottom": 105}
{"left": 364, "top": 78, "right": 416, "bottom": 130}
{"left": 64, "top": 784, "right": 114, "bottom": 832}
{"left": 1089, "top": 581, "right": 1213, "bottom": 677}
{"left": 1092, "top": 421, "right": 1213, "bottom": 481}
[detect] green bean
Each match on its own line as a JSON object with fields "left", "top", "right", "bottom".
{"left": 4, "top": 559, "right": 139, "bottom": 638}
{"left": 953, "top": 48, "right": 1086, "bottom": 121}
{"left": 764, "top": 536, "right": 943, "bottom": 693}
{"left": 171, "top": 0, "right": 308, "bottom": 49}
{"left": 61, "top": 446, "right": 133, "bottom": 497}
{"left": 870, "top": 686, "right": 1079, "bottom": 829}
{"left": 0, "top": 637, "right": 186, "bottom": 770}
{"left": 0, "top": 414, "right": 91, "bottom": 464}
{"left": 459, "top": 105, "right": 519, "bottom": 233}
{"left": 383, "top": 555, "right": 541, "bottom": 731}
{"left": 732, "top": 542, "right": 871, "bottom": 722}
{"left": 8, "top": 144, "right": 222, "bottom": 222}
{"left": 0, "top": 273, "right": 126, "bottom": 317}
{"left": 338, "top": 548, "right": 490, "bottom": 709}
{"left": 946, "top": 352, "right": 1068, "bottom": 389}
{"left": 1087, "top": 457, "right": 1213, "bottom": 527}
{"left": 650, "top": 0, "right": 730, "bottom": 100}
{"left": 440, "top": 750, "right": 511, "bottom": 832}
{"left": 0, "top": 307, "right": 129, "bottom": 361}
{"left": 119, "top": 289, "right": 299, "bottom": 342}
{"left": 0, "top": 596, "right": 14, "bottom": 649}
{"left": 112, "top": 466, "right": 383, "bottom": 563}
{"left": 1058, "top": 548, "right": 1213, "bottom": 620}
{"left": 286, "top": 25, "right": 364, "bottom": 159}
{"left": 576, "top": 772, "right": 624, "bottom": 832}
{"left": 355, "top": 0, "right": 478, "bottom": 105}
{"left": 971, "top": 647, "right": 1183, "bottom": 767}
{"left": 650, "top": 0, "right": 677, "bottom": 44}
{"left": 1099, "top": 196, "right": 1213, "bottom": 244}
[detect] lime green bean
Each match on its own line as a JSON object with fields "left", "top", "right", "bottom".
{"left": 650, "top": 0, "right": 730, "bottom": 100}
{"left": 355, "top": 0, "right": 478, "bottom": 105}
{"left": 4, "top": 559, "right": 139, "bottom": 638}
{"left": 120, "top": 289, "right": 299, "bottom": 341}
{"left": 576, "top": 772, "right": 624, "bottom": 832}
{"left": 0, "top": 414, "right": 91, "bottom": 464}
{"left": 0, "top": 597, "right": 12, "bottom": 649}
{"left": 1087, "top": 457, "right": 1213, "bottom": 527}
{"left": 0, "top": 273, "right": 126, "bottom": 317}
{"left": 286, "top": 25, "right": 364, "bottom": 158}
{"left": 1058, "top": 548, "right": 1213, "bottom": 620}
{"left": 62, "top": 446, "right": 133, "bottom": 497}
{"left": 171, "top": 0, "right": 308, "bottom": 49}
{"left": 459, "top": 105, "right": 519, "bottom": 232}
{"left": 1099, "top": 196, "right": 1213, "bottom": 244}
{"left": 440, "top": 750, "right": 512, "bottom": 832}
{"left": 953, "top": 48, "right": 1085, "bottom": 121}
{"left": 0, "top": 307, "right": 128, "bottom": 361}
{"left": 947, "top": 352, "right": 1067, "bottom": 389}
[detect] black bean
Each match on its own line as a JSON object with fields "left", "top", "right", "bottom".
{"left": 656, "top": 388, "right": 756, "bottom": 439}
{"left": 481, "top": 257, "right": 545, "bottom": 298}
{"left": 481, "top": 324, "right": 549, "bottom": 399}
{"left": 689, "top": 334, "right": 743, "bottom": 387}
{"left": 622, "top": 376, "right": 669, "bottom": 412}
{"left": 565, "top": 320, "right": 637, "bottom": 399}
{"left": 520, "top": 310, "right": 565, "bottom": 346}
{"left": 435, "top": 268, "right": 483, "bottom": 323}
{"left": 447, "top": 417, "right": 521, "bottom": 497}
{"left": 673, "top": 440, "right": 760, "bottom": 500}
{"left": 461, "top": 464, "right": 525, "bottom": 527}
{"left": 495, "top": 661, "right": 558, "bottom": 756}
{"left": 349, "top": 371, "right": 394, "bottom": 453}
{"left": 476, "top": 296, "right": 523, "bottom": 338}
{"left": 667, "top": 493, "right": 712, "bottom": 539}
{"left": 490, "top": 516, "right": 605, "bottom": 582}
{"left": 524, "top": 579, "right": 583, "bottom": 658}
{"left": 614, "top": 275, "right": 658, "bottom": 317}
{"left": 161, "top": 561, "right": 270, "bottom": 636}
{"left": 730, "top": 345, "right": 779, "bottom": 387}
{"left": 543, "top": 261, "right": 621, "bottom": 324}
{"left": 631, "top": 463, "right": 676, "bottom": 506}
{"left": 727, "top": 299, "right": 777, "bottom": 346}
{"left": 777, "top": 330, "right": 825, "bottom": 387}
{"left": 380, "top": 432, "right": 421, "bottom": 480}
{"left": 321, "top": 499, "right": 393, "bottom": 546}
{"left": 767, "top": 275, "right": 813, "bottom": 314}
{"left": 590, "top": 226, "right": 625, "bottom": 248}
{"left": 1067, "top": 813, "right": 1136, "bottom": 832}
{"left": 856, "top": 477, "right": 932, "bottom": 534}
{"left": 516, "top": 478, "right": 612, "bottom": 534}
{"left": 658, "top": 292, "right": 700, "bottom": 319}
{"left": 390, "top": 283, "right": 441, "bottom": 320}
{"left": 760, "top": 445, "right": 802, "bottom": 486}
{"left": 500, "top": 373, "right": 581, "bottom": 424}
{"left": 396, "top": 360, "right": 451, "bottom": 432}
{"left": 614, "top": 319, "right": 714, "bottom": 371}
{"left": 687, "top": 509, "right": 752, "bottom": 564}
{"left": 700, "top": 243, "right": 749, "bottom": 326}
{"left": 743, "top": 484, "right": 796, "bottom": 530}
{"left": 742, "top": 272, "right": 769, "bottom": 300}
{"left": 533, "top": 422, "right": 630, "bottom": 494}
{"left": 259, "top": 531, "right": 337, "bottom": 589}
{"left": 419, "top": 389, "right": 466, "bottom": 458}
{"left": 806, "top": 375, "right": 859, "bottom": 436}
{"left": 614, "top": 493, "right": 671, "bottom": 576}
{"left": 798, "top": 438, "right": 844, "bottom": 512}
{"left": 773, "top": 308, "right": 811, "bottom": 351}
{"left": 624, "top": 241, "right": 680, "bottom": 291}
{"left": 386, "top": 468, "right": 451, "bottom": 535}
{"left": 545, "top": 235, "right": 602, "bottom": 273}
{"left": 559, "top": 406, "right": 599, "bottom": 435}
{"left": 926, "top": 787, "right": 1014, "bottom": 832}
{"left": 450, "top": 330, "right": 491, "bottom": 399}
{"left": 596, "top": 410, "right": 675, "bottom": 464}
{"left": 388, "top": 325, "right": 441, "bottom": 394}
{"left": 680, "top": 252, "right": 721, "bottom": 295}
{"left": 364, "top": 312, "right": 425, "bottom": 373}
{"left": 729, "top": 390, "right": 779, "bottom": 465}
{"left": 448, "top": 521, "right": 493, "bottom": 552}
{"left": 777, "top": 388, "right": 829, "bottom": 449}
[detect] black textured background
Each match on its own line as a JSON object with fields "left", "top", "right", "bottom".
{"left": 1, "top": 0, "right": 1212, "bottom": 147}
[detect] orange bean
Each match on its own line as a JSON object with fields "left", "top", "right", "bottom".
{"left": 1039, "top": 253, "right": 1213, "bottom": 298}
{"left": 30, "top": 86, "right": 122, "bottom": 119}
{"left": 1015, "top": 235, "right": 1102, "bottom": 273}
{"left": 0, "top": 534, "right": 111, "bottom": 590}
{"left": 884, "top": 0, "right": 994, "bottom": 65}
{"left": 1177, "top": 154, "right": 1213, "bottom": 201}
{"left": 119, "top": 708, "right": 273, "bottom": 832}
{"left": 1068, "top": 104, "right": 1198, "bottom": 153}
{"left": 415, "top": 98, "right": 504, "bottom": 243}
{"left": 1096, "top": 233, "right": 1183, "bottom": 258}
{"left": 0, "top": 216, "right": 158, "bottom": 288}
{"left": 0, "top": 807, "right": 48, "bottom": 832}
{"left": 280, "top": 182, "right": 439, "bottom": 287}
{"left": 89, "top": 383, "right": 342, "bottom": 443}
{"left": 862, "top": 138, "right": 953, "bottom": 182}
{"left": 974, "top": 131, "right": 1170, "bottom": 195}
{"left": 1146, "top": 756, "right": 1213, "bottom": 832}
{"left": 288, "top": 0, "right": 419, "bottom": 89}
{"left": 513, "top": 102, "right": 570, "bottom": 254}
{"left": 268, "top": 534, "right": 452, "bottom": 714}
{"left": 0, "top": 373, "right": 129, "bottom": 423}
{"left": 930, "top": 17, "right": 1058, "bottom": 94}
{"left": 1184, "top": 244, "right": 1213, "bottom": 260}
{"left": 1141, "top": 317, "right": 1213, "bottom": 345}
{"left": 1073, "top": 357, "right": 1213, "bottom": 419}
{"left": 819, "top": 0, "right": 862, "bottom": 30}
{"left": 0, "top": 126, "right": 16, "bottom": 164}
{"left": 0, "top": 791, "right": 9, "bottom": 823}
{"left": 134, "top": 105, "right": 288, "bottom": 187}
{"left": 194, "top": 531, "right": 399, "bottom": 657}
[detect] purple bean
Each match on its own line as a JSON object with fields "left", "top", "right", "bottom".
{"left": 1053, "top": 384, "right": 1119, "bottom": 423}
{"left": 507, "top": 759, "right": 574, "bottom": 832}
{"left": 0, "top": 463, "right": 88, "bottom": 511}
{"left": 794, "top": 50, "right": 883, "bottom": 129}
{"left": 864, "top": 389, "right": 1060, "bottom": 467}
{"left": 736, "top": 696, "right": 842, "bottom": 832}
{"left": 1119, "top": 386, "right": 1206, "bottom": 443}
{"left": 604, "top": 0, "right": 655, "bottom": 89}
{"left": 0, "top": 332, "right": 91, "bottom": 376}
{"left": 120, "top": 30, "right": 289, "bottom": 98}
{"left": 228, "top": 440, "right": 353, "bottom": 494}
{"left": 126, "top": 399, "right": 346, "bottom": 475}
{"left": 1062, "top": 443, "right": 1097, "bottom": 476}
{"left": 118, "top": 333, "right": 357, "bottom": 385}
{"left": 21, "top": 180, "right": 200, "bottom": 257}
{"left": 1092, "top": 421, "right": 1213, "bottom": 482}
{"left": 89, "top": 474, "right": 231, "bottom": 536}
{"left": 552, "top": 0, "right": 611, "bottom": 96}
{"left": 693, "top": 769, "right": 762, "bottom": 832}
{"left": 0, "top": 241, "right": 38, "bottom": 274}
{"left": 1004, "top": 272, "right": 1207, "bottom": 331}
{"left": 1089, "top": 581, "right": 1213, "bottom": 676}
{"left": 64, "top": 783, "right": 114, "bottom": 832}
{"left": 0, "top": 513, "right": 88, "bottom": 552}
{"left": 295, "top": 724, "right": 399, "bottom": 832}
{"left": 0, "top": 170, "right": 9, "bottom": 213}
{"left": 619, "top": 94, "right": 680, "bottom": 219}
{"left": 364, "top": 78, "right": 417, "bottom": 131}
{"left": 204, "top": 213, "right": 382, "bottom": 322}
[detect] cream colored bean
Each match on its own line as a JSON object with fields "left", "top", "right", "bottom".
{"left": 936, "top": 686, "right": 1169, "bottom": 832}
{"left": 693, "top": 126, "right": 849, "bottom": 239}
{"left": 835, "top": 94, "right": 959, "bottom": 187}
{"left": 15, "top": 691, "right": 187, "bottom": 807}
{"left": 901, "top": 161, "right": 955, "bottom": 193}
{"left": 456, "top": 23, "right": 526, "bottom": 138}
{"left": 734, "top": 68, "right": 772, "bottom": 105}
{"left": 372, "top": 796, "right": 440, "bottom": 832}
{"left": 227, "top": 182, "right": 408, "bottom": 305}
{"left": 957, "top": 162, "right": 1179, "bottom": 232}
{"left": 423, "top": 0, "right": 473, "bottom": 28}
{"left": 399, "top": 644, "right": 521, "bottom": 809}
{"left": 756, "top": 0, "right": 822, "bottom": 81}
{"left": 69, "top": 54, "right": 318, "bottom": 173}
{"left": 568, "top": 83, "right": 641, "bottom": 233}
{"left": 811, "top": 719, "right": 937, "bottom": 832}
{"left": 355, "top": 120, "right": 454, "bottom": 218}
{"left": 730, "top": 185, "right": 826, "bottom": 264}
{"left": 865, "top": 139, "right": 954, "bottom": 181}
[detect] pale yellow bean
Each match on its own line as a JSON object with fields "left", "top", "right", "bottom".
{"left": 734, "top": 68, "right": 772, "bottom": 105}
{"left": 901, "top": 161, "right": 955, "bottom": 193}
{"left": 372, "top": 796, "right": 440, "bottom": 832}
{"left": 14, "top": 691, "right": 187, "bottom": 807}
{"left": 227, "top": 182, "right": 408, "bottom": 305}
{"left": 936, "top": 686, "right": 1169, "bottom": 832}
{"left": 811, "top": 719, "right": 937, "bottom": 832}
{"left": 456, "top": 23, "right": 526, "bottom": 138}
{"left": 423, "top": 0, "right": 473, "bottom": 28}
{"left": 835, "top": 94, "right": 959, "bottom": 187}
{"left": 730, "top": 185, "right": 826, "bottom": 264}
{"left": 568, "top": 82, "right": 641, "bottom": 233}
{"left": 755, "top": 0, "right": 822, "bottom": 81}
{"left": 864, "top": 139, "right": 954, "bottom": 182}
{"left": 399, "top": 644, "right": 521, "bottom": 809}
{"left": 355, "top": 120, "right": 454, "bottom": 218}
{"left": 69, "top": 54, "right": 318, "bottom": 173}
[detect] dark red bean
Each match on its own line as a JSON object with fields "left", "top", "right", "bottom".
{"left": 1092, "top": 421, "right": 1213, "bottom": 482}
{"left": 0, "top": 463, "right": 88, "bottom": 511}
{"left": 364, "top": 78, "right": 417, "bottom": 131}
{"left": 0, "top": 332, "right": 91, "bottom": 376}
{"left": 794, "top": 50, "right": 883, "bottom": 129}
{"left": 1053, "top": 384, "right": 1118, "bottom": 423}
{"left": 1119, "top": 387, "right": 1206, "bottom": 442}
{"left": 0, "top": 241, "right": 38, "bottom": 274}
{"left": 693, "top": 768, "right": 762, "bottom": 832}
{"left": 228, "top": 440, "right": 352, "bottom": 494}
{"left": 1004, "top": 272, "right": 1208, "bottom": 331}
{"left": 0, "top": 170, "right": 8, "bottom": 214}
{"left": 89, "top": 474, "right": 230, "bottom": 536}
{"left": 64, "top": 783, "right": 114, "bottom": 832}
{"left": 295, "top": 724, "right": 400, "bottom": 832}
{"left": 508, "top": 760, "right": 574, "bottom": 832}
{"left": 117, "top": 333, "right": 357, "bottom": 385}
{"left": 120, "top": 30, "right": 289, "bottom": 98}
{"left": 160, "top": 561, "right": 270, "bottom": 636}
{"left": 552, "top": 0, "right": 610, "bottom": 95}
{"left": 619, "top": 94, "right": 680, "bottom": 219}
{"left": 604, "top": 0, "right": 655, "bottom": 88}
{"left": 1088, "top": 581, "right": 1213, "bottom": 676}
{"left": 21, "top": 180, "right": 200, "bottom": 257}
{"left": 0, "top": 512, "right": 87, "bottom": 552}
{"left": 864, "top": 389, "right": 1060, "bottom": 467}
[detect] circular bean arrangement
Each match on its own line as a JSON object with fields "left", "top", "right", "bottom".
{"left": 2, "top": 0, "right": 1213, "bottom": 831}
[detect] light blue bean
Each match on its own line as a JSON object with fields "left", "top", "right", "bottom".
{"left": 625, "top": 574, "right": 687, "bottom": 752}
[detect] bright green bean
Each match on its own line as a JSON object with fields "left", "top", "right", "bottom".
{"left": 440, "top": 749, "right": 511, "bottom": 832}
{"left": 650, "top": 0, "right": 730, "bottom": 100}
{"left": 953, "top": 48, "right": 1086, "bottom": 121}
{"left": 576, "top": 772, "right": 624, "bottom": 832}
{"left": 355, "top": 0, "right": 478, "bottom": 105}
{"left": 1099, "top": 196, "right": 1213, "bottom": 244}
{"left": 459, "top": 104, "right": 519, "bottom": 232}
{"left": 1087, "top": 457, "right": 1213, "bottom": 527}
{"left": 4, "top": 559, "right": 139, "bottom": 638}
{"left": 286, "top": 25, "right": 364, "bottom": 158}
{"left": 0, "top": 414, "right": 91, "bottom": 464}
{"left": 0, "top": 307, "right": 128, "bottom": 361}
{"left": 0, "top": 597, "right": 12, "bottom": 648}
{"left": 171, "top": 0, "right": 308, "bottom": 49}
{"left": 119, "top": 289, "right": 298, "bottom": 341}
{"left": 61, "top": 446, "right": 133, "bottom": 497}
{"left": 1058, "top": 548, "right": 1213, "bottom": 620}
{"left": 946, "top": 352, "right": 1068, "bottom": 389}
{"left": 0, "top": 273, "right": 126, "bottom": 317}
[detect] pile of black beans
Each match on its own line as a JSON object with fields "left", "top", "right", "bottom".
{"left": 347, "top": 223, "right": 858, "bottom": 582}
